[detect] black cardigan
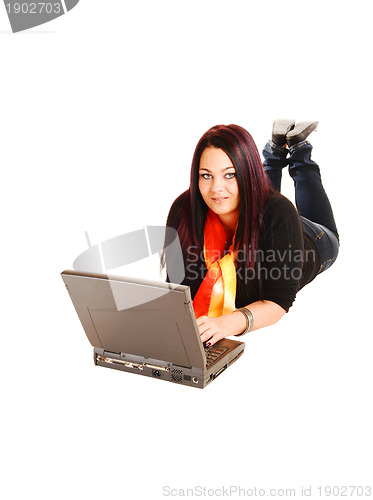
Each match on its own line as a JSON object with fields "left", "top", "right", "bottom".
{"left": 164, "top": 190, "right": 320, "bottom": 312}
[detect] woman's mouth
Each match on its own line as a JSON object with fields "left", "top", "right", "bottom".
{"left": 211, "top": 197, "right": 228, "bottom": 204}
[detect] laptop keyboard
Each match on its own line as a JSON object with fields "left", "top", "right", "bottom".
{"left": 205, "top": 345, "right": 228, "bottom": 367}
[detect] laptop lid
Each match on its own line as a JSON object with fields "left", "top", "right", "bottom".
{"left": 61, "top": 270, "right": 206, "bottom": 369}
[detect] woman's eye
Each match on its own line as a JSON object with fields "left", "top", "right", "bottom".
{"left": 199, "top": 172, "right": 235, "bottom": 180}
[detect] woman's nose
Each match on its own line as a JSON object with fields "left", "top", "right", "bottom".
{"left": 211, "top": 177, "right": 224, "bottom": 193}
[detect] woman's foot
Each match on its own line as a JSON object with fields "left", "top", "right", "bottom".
{"left": 272, "top": 119, "right": 296, "bottom": 146}
{"left": 286, "top": 121, "right": 318, "bottom": 147}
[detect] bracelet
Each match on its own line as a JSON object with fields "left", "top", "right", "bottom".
{"left": 234, "top": 308, "right": 254, "bottom": 336}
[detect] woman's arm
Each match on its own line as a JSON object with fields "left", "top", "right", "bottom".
{"left": 197, "top": 300, "right": 286, "bottom": 346}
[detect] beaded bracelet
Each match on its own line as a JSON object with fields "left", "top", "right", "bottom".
{"left": 234, "top": 307, "right": 254, "bottom": 336}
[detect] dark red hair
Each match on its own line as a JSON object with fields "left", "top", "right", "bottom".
{"left": 176, "top": 124, "right": 272, "bottom": 269}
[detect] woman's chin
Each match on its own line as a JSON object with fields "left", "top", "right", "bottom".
{"left": 210, "top": 206, "right": 236, "bottom": 218}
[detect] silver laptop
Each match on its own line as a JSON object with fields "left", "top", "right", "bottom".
{"left": 61, "top": 269, "right": 245, "bottom": 388}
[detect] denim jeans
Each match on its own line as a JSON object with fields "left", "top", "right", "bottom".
{"left": 263, "top": 140, "right": 339, "bottom": 274}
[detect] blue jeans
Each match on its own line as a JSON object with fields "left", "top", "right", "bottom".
{"left": 263, "top": 140, "right": 339, "bottom": 274}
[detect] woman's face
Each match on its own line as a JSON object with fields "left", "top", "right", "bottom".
{"left": 198, "top": 147, "right": 240, "bottom": 220}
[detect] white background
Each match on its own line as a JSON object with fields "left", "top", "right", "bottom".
{"left": 1, "top": 1, "right": 372, "bottom": 498}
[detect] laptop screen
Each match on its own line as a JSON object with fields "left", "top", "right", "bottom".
{"left": 61, "top": 270, "right": 206, "bottom": 368}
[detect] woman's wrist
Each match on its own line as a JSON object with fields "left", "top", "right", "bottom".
{"left": 233, "top": 308, "right": 254, "bottom": 336}
{"left": 226, "top": 309, "right": 248, "bottom": 336}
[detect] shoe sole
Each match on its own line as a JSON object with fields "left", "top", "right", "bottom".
{"left": 287, "top": 121, "right": 319, "bottom": 146}
{"left": 272, "top": 119, "right": 296, "bottom": 137}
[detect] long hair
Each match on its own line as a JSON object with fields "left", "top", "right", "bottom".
{"left": 175, "top": 124, "right": 272, "bottom": 270}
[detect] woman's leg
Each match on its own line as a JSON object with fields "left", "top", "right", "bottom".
{"left": 262, "top": 140, "right": 289, "bottom": 192}
{"left": 288, "top": 140, "right": 340, "bottom": 273}
{"left": 288, "top": 140, "right": 339, "bottom": 240}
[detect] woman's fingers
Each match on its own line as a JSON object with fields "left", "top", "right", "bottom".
{"left": 200, "top": 328, "right": 213, "bottom": 342}
{"left": 205, "top": 334, "right": 220, "bottom": 347}
{"left": 196, "top": 314, "right": 230, "bottom": 347}
{"left": 196, "top": 315, "right": 208, "bottom": 327}
{"left": 196, "top": 316, "right": 214, "bottom": 342}
{"left": 196, "top": 316, "right": 210, "bottom": 336}
{"left": 197, "top": 316, "right": 223, "bottom": 346}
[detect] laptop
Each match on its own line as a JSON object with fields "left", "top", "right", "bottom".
{"left": 61, "top": 269, "right": 245, "bottom": 389}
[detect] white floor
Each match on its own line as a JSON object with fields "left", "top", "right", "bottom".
{"left": 1, "top": 1, "right": 372, "bottom": 498}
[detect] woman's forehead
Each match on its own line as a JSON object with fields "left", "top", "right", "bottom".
{"left": 199, "top": 147, "right": 234, "bottom": 170}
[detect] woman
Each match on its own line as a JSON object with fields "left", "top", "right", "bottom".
{"left": 163, "top": 121, "right": 339, "bottom": 347}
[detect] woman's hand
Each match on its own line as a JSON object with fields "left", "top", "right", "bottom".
{"left": 196, "top": 301, "right": 287, "bottom": 347}
{"left": 196, "top": 312, "right": 246, "bottom": 347}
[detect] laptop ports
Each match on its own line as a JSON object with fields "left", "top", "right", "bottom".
{"left": 144, "top": 363, "right": 170, "bottom": 372}
{"left": 96, "top": 355, "right": 144, "bottom": 371}
{"left": 210, "top": 364, "right": 228, "bottom": 381}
